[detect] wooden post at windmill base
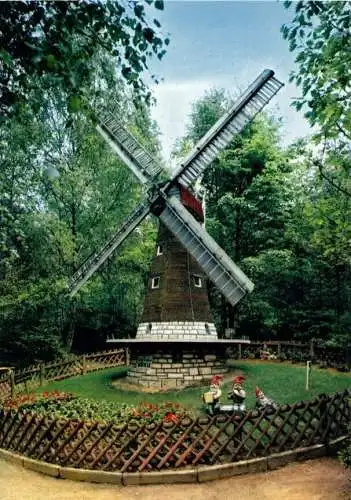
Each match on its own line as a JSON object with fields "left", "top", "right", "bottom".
{"left": 81, "top": 355, "right": 87, "bottom": 375}
{"left": 10, "top": 370, "right": 15, "bottom": 398}
{"left": 40, "top": 363, "right": 45, "bottom": 386}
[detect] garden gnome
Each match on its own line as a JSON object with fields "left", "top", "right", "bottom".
{"left": 208, "top": 374, "right": 223, "bottom": 414}
{"left": 255, "top": 386, "right": 278, "bottom": 411}
{"left": 228, "top": 375, "right": 246, "bottom": 411}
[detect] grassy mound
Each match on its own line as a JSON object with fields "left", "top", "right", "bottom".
{"left": 36, "top": 360, "right": 351, "bottom": 412}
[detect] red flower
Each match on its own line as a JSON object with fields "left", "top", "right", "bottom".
{"left": 164, "top": 412, "right": 178, "bottom": 423}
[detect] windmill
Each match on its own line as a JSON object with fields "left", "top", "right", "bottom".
{"left": 69, "top": 69, "right": 284, "bottom": 388}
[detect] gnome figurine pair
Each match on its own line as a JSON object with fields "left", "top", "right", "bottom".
{"left": 208, "top": 374, "right": 247, "bottom": 413}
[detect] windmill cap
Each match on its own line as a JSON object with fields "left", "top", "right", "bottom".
{"left": 180, "top": 185, "right": 204, "bottom": 222}
{"left": 233, "top": 375, "right": 245, "bottom": 384}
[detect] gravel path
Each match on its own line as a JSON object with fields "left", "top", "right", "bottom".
{"left": 0, "top": 457, "right": 350, "bottom": 500}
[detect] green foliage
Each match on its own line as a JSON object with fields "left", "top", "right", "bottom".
{"left": 282, "top": 1, "right": 350, "bottom": 142}
{"left": 0, "top": 57, "right": 160, "bottom": 362}
{"left": 0, "top": 0, "right": 168, "bottom": 116}
{"left": 175, "top": 88, "right": 350, "bottom": 345}
{"left": 20, "top": 396, "right": 134, "bottom": 423}
{"left": 187, "top": 88, "right": 231, "bottom": 143}
{"left": 3, "top": 387, "right": 192, "bottom": 424}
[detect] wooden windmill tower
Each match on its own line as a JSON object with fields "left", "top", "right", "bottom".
{"left": 69, "top": 69, "right": 283, "bottom": 388}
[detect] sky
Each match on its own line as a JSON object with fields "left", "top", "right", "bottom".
{"left": 147, "top": 0, "right": 312, "bottom": 163}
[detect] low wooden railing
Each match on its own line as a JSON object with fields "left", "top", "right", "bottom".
{"left": 0, "top": 390, "right": 349, "bottom": 472}
{"left": 0, "top": 348, "right": 126, "bottom": 399}
{"left": 229, "top": 340, "right": 349, "bottom": 367}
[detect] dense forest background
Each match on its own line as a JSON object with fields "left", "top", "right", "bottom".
{"left": 0, "top": 1, "right": 350, "bottom": 365}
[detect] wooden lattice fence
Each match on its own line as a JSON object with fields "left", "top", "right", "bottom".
{"left": 0, "top": 348, "right": 126, "bottom": 400}
{"left": 0, "top": 390, "right": 349, "bottom": 472}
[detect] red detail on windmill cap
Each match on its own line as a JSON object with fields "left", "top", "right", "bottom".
{"left": 211, "top": 374, "right": 223, "bottom": 385}
{"left": 233, "top": 375, "right": 245, "bottom": 384}
{"left": 180, "top": 186, "right": 204, "bottom": 222}
{"left": 256, "top": 387, "right": 262, "bottom": 397}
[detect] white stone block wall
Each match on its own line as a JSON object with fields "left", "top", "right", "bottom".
{"left": 136, "top": 321, "right": 218, "bottom": 340}
{"left": 127, "top": 349, "right": 227, "bottom": 389}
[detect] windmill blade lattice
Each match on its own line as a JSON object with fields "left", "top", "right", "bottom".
{"left": 159, "top": 195, "right": 254, "bottom": 306}
{"left": 170, "top": 69, "right": 283, "bottom": 188}
{"left": 96, "top": 109, "right": 163, "bottom": 186}
{"left": 69, "top": 202, "right": 150, "bottom": 296}
{"left": 69, "top": 69, "right": 283, "bottom": 300}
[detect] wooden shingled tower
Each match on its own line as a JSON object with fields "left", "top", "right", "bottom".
{"left": 138, "top": 185, "right": 215, "bottom": 334}
{"left": 68, "top": 69, "right": 284, "bottom": 388}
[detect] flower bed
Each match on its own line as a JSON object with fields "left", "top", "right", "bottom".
{"left": 1, "top": 392, "right": 192, "bottom": 426}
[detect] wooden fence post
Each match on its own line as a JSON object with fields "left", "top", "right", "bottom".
{"left": 277, "top": 342, "right": 281, "bottom": 356}
{"left": 82, "top": 355, "right": 87, "bottom": 375}
{"left": 126, "top": 348, "right": 130, "bottom": 366}
{"left": 305, "top": 361, "right": 311, "bottom": 390}
{"left": 238, "top": 343, "right": 242, "bottom": 359}
{"left": 10, "top": 370, "right": 15, "bottom": 398}
{"left": 40, "top": 364, "right": 45, "bottom": 386}
{"left": 320, "top": 396, "right": 329, "bottom": 444}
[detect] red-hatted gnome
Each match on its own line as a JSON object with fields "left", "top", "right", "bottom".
{"left": 255, "top": 387, "right": 278, "bottom": 411}
{"left": 228, "top": 375, "right": 246, "bottom": 412}
{"left": 207, "top": 374, "right": 223, "bottom": 415}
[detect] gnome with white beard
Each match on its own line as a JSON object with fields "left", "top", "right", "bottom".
{"left": 255, "top": 387, "right": 278, "bottom": 411}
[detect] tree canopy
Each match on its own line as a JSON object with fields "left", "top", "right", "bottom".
{"left": 0, "top": 1, "right": 349, "bottom": 366}
{"left": 282, "top": 1, "right": 350, "bottom": 143}
{"left": 0, "top": 0, "right": 168, "bottom": 117}
{"left": 174, "top": 87, "right": 350, "bottom": 346}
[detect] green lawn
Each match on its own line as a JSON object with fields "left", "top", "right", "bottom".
{"left": 37, "top": 360, "right": 350, "bottom": 412}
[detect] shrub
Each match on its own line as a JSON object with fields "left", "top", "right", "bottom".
{"left": 291, "top": 352, "right": 302, "bottom": 363}
{"left": 336, "top": 365, "right": 349, "bottom": 373}
{"left": 284, "top": 350, "right": 293, "bottom": 360}
{"left": 339, "top": 422, "right": 351, "bottom": 469}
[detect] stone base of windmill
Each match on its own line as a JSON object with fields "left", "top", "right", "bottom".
{"left": 127, "top": 349, "right": 228, "bottom": 389}
{"left": 125, "top": 321, "right": 227, "bottom": 389}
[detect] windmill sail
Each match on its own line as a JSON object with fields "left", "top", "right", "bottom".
{"left": 159, "top": 195, "right": 254, "bottom": 306}
{"left": 96, "top": 109, "right": 163, "bottom": 186}
{"left": 69, "top": 69, "right": 283, "bottom": 302}
{"left": 170, "top": 69, "right": 283, "bottom": 188}
{"left": 69, "top": 202, "right": 150, "bottom": 296}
